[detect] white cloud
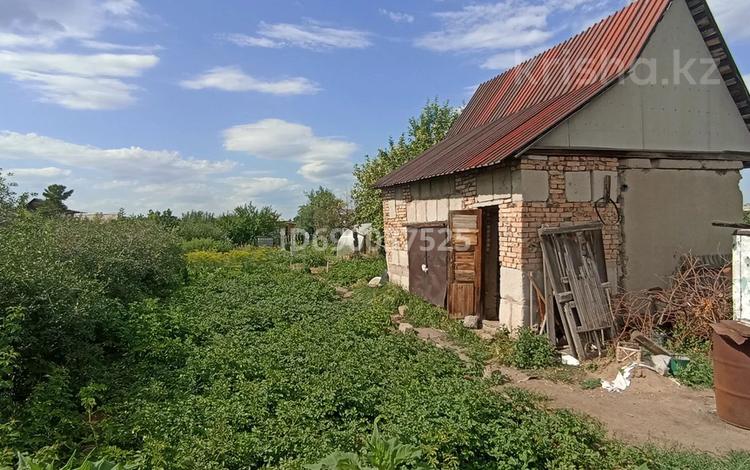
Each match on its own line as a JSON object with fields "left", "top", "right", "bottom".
{"left": 0, "top": 0, "right": 159, "bottom": 109}
{"left": 7, "top": 166, "right": 71, "bottom": 177}
{"left": 223, "top": 21, "right": 372, "bottom": 51}
{"left": 708, "top": 0, "right": 750, "bottom": 40}
{"left": 416, "top": 2, "right": 552, "bottom": 53}
{"left": 415, "top": 0, "right": 629, "bottom": 69}
{"left": 0, "top": 130, "right": 305, "bottom": 216}
{"left": 181, "top": 66, "right": 320, "bottom": 95}
{"left": 223, "top": 119, "right": 356, "bottom": 182}
{"left": 379, "top": 9, "right": 415, "bottom": 24}
{"left": 0, "top": 0, "right": 149, "bottom": 49}
{"left": 0, "top": 131, "right": 233, "bottom": 180}
{"left": 79, "top": 39, "right": 162, "bottom": 53}
{"left": 0, "top": 51, "right": 159, "bottom": 109}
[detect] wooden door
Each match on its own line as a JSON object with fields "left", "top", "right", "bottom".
{"left": 448, "top": 210, "right": 482, "bottom": 319}
{"left": 407, "top": 225, "right": 448, "bottom": 307}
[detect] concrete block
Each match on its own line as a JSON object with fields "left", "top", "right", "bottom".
{"left": 499, "top": 299, "right": 526, "bottom": 331}
{"left": 511, "top": 169, "right": 523, "bottom": 197}
{"left": 415, "top": 200, "right": 426, "bottom": 222}
{"left": 565, "top": 171, "right": 592, "bottom": 202}
{"left": 702, "top": 160, "right": 743, "bottom": 170}
{"left": 397, "top": 250, "right": 408, "bottom": 267}
{"left": 653, "top": 159, "right": 702, "bottom": 170}
{"left": 621, "top": 158, "right": 652, "bottom": 169}
{"left": 410, "top": 182, "right": 421, "bottom": 200}
{"left": 432, "top": 177, "right": 453, "bottom": 198}
{"left": 525, "top": 155, "right": 548, "bottom": 161}
{"left": 426, "top": 199, "right": 438, "bottom": 222}
{"left": 449, "top": 197, "right": 463, "bottom": 211}
{"left": 521, "top": 170, "right": 550, "bottom": 202}
{"left": 406, "top": 201, "right": 416, "bottom": 224}
{"left": 493, "top": 168, "right": 512, "bottom": 199}
{"left": 477, "top": 172, "right": 493, "bottom": 199}
{"left": 386, "top": 199, "right": 396, "bottom": 218}
{"left": 437, "top": 199, "right": 449, "bottom": 221}
{"left": 591, "top": 171, "right": 619, "bottom": 201}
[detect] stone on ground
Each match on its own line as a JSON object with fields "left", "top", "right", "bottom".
{"left": 463, "top": 315, "right": 481, "bottom": 329}
{"left": 368, "top": 277, "right": 382, "bottom": 288}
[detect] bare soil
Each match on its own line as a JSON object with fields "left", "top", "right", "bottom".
{"left": 408, "top": 323, "right": 750, "bottom": 454}
{"left": 501, "top": 360, "right": 750, "bottom": 454}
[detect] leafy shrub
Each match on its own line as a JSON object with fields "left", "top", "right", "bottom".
{"left": 0, "top": 215, "right": 184, "bottom": 457}
{"left": 675, "top": 353, "right": 713, "bottom": 388}
{"left": 323, "top": 256, "right": 387, "bottom": 287}
{"left": 293, "top": 245, "right": 333, "bottom": 268}
{"left": 176, "top": 211, "right": 227, "bottom": 242}
{"left": 307, "top": 419, "right": 426, "bottom": 470}
{"left": 49, "top": 218, "right": 186, "bottom": 303}
{"left": 11, "top": 452, "right": 131, "bottom": 470}
{"left": 510, "top": 327, "right": 558, "bottom": 369}
{"left": 180, "top": 238, "right": 233, "bottom": 253}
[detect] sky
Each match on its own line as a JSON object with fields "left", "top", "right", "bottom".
{"left": 0, "top": 0, "right": 748, "bottom": 218}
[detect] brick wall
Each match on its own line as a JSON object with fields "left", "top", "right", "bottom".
{"left": 514, "top": 156, "right": 621, "bottom": 276}
{"left": 381, "top": 154, "right": 623, "bottom": 325}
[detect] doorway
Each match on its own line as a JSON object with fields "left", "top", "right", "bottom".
{"left": 407, "top": 224, "right": 449, "bottom": 307}
{"left": 481, "top": 206, "right": 500, "bottom": 321}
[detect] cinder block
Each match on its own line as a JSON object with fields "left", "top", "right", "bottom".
{"left": 406, "top": 201, "right": 416, "bottom": 224}
{"left": 621, "top": 158, "right": 652, "bottom": 169}
{"left": 521, "top": 170, "right": 550, "bottom": 202}
{"left": 415, "top": 200, "right": 426, "bottom": 222}
{"left": 386, "top": 199, "right": 396, "bottom": 218}
{"left": 493, "top": 168, "right": 512, "bottom": 199}
{"left": 702, "top": 161, "right": 743, "bottom": 170}
{"left": 477, "top": 172, "right": 493, "bottom": 199}
{"left": 449, "top": 197, "right": 463, "bottom": 211}
{"left": 426, "top": 199, "right": 438, "bottom": 221}
{"left": 653, "top": 159, "right": 702, "bottom": 170}
{"left": 437, "top": 199, "right": 449, "bottom": 221}
{"left": 565, "top": 171, "right": 592, "bottom": 202}
{"left": 591, "top": 171, "right": 619, "bottom": 201}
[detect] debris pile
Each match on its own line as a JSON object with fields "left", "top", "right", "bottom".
{"left": 616, "top": 255, "right": 732, "bottom": 347}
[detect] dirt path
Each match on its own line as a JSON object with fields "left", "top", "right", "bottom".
{"left": 501, "top": 362, "right": 750, "bottom": 454}
{"left": 407, "top": 324, "right": 750, "bottom": 454}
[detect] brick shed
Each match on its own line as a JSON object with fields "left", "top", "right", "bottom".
{"left": 376, "top": 0, "right": 750, "bottom": 328}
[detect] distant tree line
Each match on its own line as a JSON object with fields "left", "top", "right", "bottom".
{"left": 0, "top": 99, "right": 459, "bottom": 240}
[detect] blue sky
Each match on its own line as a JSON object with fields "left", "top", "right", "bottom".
{"left": 0, "top": 0, "right": 748, "bottom": 218}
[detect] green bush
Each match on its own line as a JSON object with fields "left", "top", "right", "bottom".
{"left": 510, "top": 327, "right": 558, "bottom": 369}
{"left": 675, "top": 353, "right": 713, "bottom": 388}
{"left": 292, "top": 245, "right": 333, "bottom": 268}
{"left": 0, "top": 215, "right": 185, "bottom": 458}
{"left": 323, "top": 256, "right": 387, "bottom": 287}
{"left": 180, "top": 238, "right": 233, "bottom": 253}
{"left": 307, "top": 419, "right": 426, "bottom": 470}
{"left": 176, "top": 212, "right": 227, "bottom": 242}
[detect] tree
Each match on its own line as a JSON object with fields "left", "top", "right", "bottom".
{"left": 351, "top": 99, "right": 459, "bottom": 231}
{"left": 38, "top": 184, "right": 74, "bottom": 216}
{"left": 295, "top": 186, "right": 351, "bottom": 235}
{"left": 0, "top": 169, "right": 19, "bottom": 223}
{"left": 147, "top": 209, "right": 179, "bottom": 230}
{"left": 219, "top": 203, "right": 281, "bottom": 246}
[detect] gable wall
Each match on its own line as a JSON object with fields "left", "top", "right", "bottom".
{"left": 535, "top": 0, "right": 750, "bottom": 153}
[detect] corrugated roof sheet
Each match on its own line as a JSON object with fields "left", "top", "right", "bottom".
{"left": 375, "top": 0, "right": 749, "bottom": 189}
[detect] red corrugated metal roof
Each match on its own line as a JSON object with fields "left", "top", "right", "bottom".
{"left": 376, "top": 0, "right": 676, "bottom": 188}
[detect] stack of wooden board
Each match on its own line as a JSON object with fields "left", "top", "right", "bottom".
{"left": 539, "top": 223, "right": 616, "bottom": 360}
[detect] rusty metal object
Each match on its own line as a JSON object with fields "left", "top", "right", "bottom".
{"left": 712, "top": 321, "right": 750, "bottom": 430}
